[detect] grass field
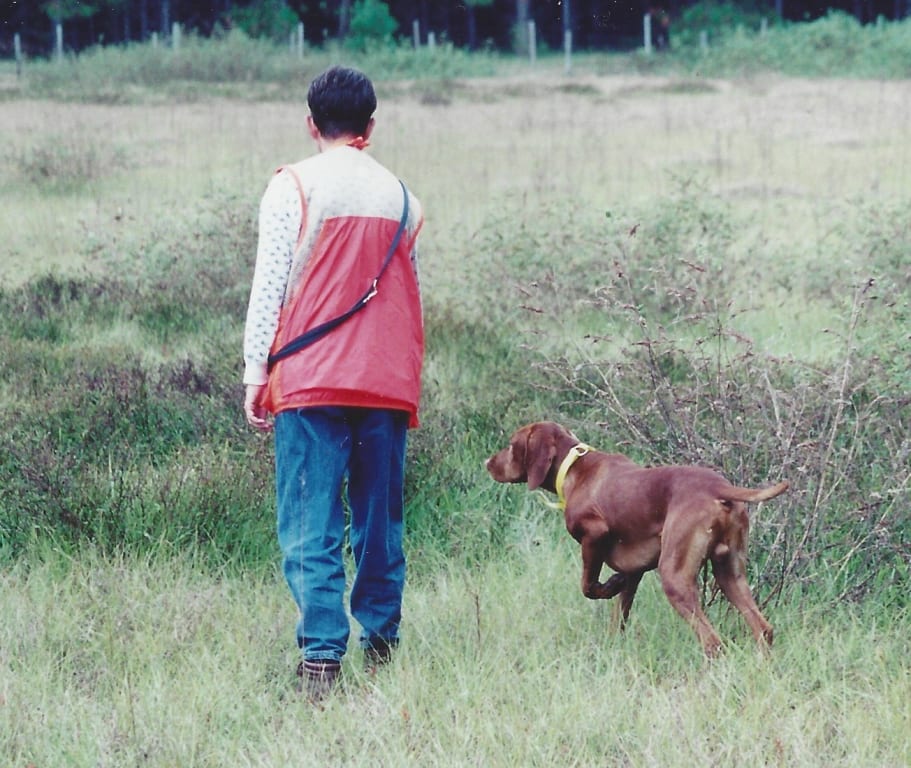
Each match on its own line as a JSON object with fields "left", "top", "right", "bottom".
{"left": 3, "top": 71, "right": 909, "bottom": 355}
{"left": 2, "top": 547, "right": 909, "bottom": 766}
{"left": 1, "top": 47, "right": 909, "bottom": 766}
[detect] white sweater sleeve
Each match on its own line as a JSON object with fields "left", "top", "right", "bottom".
{"left": 242, "top": 171, "right": 301, "bottom": 386}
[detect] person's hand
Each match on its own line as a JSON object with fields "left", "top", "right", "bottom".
{"left": 244, "top": 384, "right": 272, "bottom": 432}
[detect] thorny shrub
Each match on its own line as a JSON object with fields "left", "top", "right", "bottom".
{"left": 474, "top": 193, "right": 909, "bottom": 607}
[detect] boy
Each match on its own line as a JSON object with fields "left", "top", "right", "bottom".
{"left": 242, "top": 66, "right": 424, "bottom": 701}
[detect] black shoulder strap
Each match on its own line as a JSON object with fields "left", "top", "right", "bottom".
{"left": 267, "top": 180, "right": 409, "bottom": 373}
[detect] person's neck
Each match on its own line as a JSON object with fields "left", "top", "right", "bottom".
{"left": 317, "top": 135, "right": 359, "bottom": 152}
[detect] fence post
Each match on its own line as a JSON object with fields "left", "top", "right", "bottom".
{"left": 427, "top": 31, "right": 436, "bottom": 50}
{"left": 55, "top": 22, "right": 63, "bottom": 60}
{"left": 14, "top": 33, "right": 22, "bottom": 77}
{"left": 172, "top": 21, "right": 181, "bottom": 50}
{"left": 151, "top": 31, "right": 159, "bottom": 48}
{"left": 297, "top": 22, "right": 304, "bottom": 58}
{"left": 527, "top": 20, "right": 536, "bottom": 63}
{"left": 564, "top": 30, "right": 573, "bottom": 73}
{"left": 643, "top": 14, "right": 652, "bottom": 54}
{"left": 760, "top": 17, "right": 768, "bottom": 35}
{"left": 412, "top": 19, "right": 420, "bottom": 48}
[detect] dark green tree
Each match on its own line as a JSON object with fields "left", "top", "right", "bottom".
{"left": 346, "top": 0, "right": 397, "bottom": 49}
{"left": 232, "top": 0, "right": 300, "bottom": 41}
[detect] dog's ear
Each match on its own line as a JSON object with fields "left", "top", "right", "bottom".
{"left": 526, "top": 427, "right": 556, "bottom": 490}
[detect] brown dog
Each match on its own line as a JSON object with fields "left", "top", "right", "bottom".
{"left": 486, "top": 421, "right": 788, "bottom": 657}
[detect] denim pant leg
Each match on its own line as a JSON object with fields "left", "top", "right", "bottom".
{"left": 347, "top": 409, "right": 408, "bottom": 649}
{"left": 274, "top": 408, "right": 351, "bottom": 663}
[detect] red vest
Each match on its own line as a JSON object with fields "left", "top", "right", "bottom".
{"left": 261, "top": 165, "right": 424, "bottom": 427}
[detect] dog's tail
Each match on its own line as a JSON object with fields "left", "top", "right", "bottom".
{"left": 720, "top": 480, "right": 789, "bottom": 503}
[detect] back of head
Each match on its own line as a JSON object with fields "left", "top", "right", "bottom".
{"left": 307, "top": 66, "right": 377, "bottom": 140}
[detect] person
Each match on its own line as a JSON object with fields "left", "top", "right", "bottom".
{"left": 242, "top": 65, "right": 424, "bottom": 702}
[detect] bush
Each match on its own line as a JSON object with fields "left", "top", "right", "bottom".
{"left": 5, "top": 132, "right": 129, "bottom": 192}
{"left": 676, "top": 0, "right": 770, "bottom": 46}
{"left": 537, "top": 287, "right": 909, "bottom": 604}
{"left": 465, "top": 191, "right": 909, "bottom": 606}
{"left": 0, "top": 192, "right": 264, "bottom": 565}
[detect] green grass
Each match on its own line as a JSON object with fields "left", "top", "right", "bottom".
{"left": 673, "top": 12, "right": 911, "bottom": 79}
{"left": 5, "top": 31, "right": 503, "bottom": 105}
{"left": 2, "top": 548, "right": 908, "bottom": 767}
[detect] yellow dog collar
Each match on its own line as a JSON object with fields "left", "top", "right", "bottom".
{"left": 548, "top": 443, "right": 593, "bottom": 510}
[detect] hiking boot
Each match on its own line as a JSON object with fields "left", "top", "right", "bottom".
{"left": 296, "top": 659, "right": 341, "bottom": 703}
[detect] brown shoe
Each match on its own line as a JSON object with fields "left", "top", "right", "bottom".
{"left": 297, "top": 659, "right": 341, "bottom": 703}
{"left": 363, "top": 638, "right": 398, "bottom": 675}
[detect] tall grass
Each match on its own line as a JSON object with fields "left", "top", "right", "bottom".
{"left": 673, "top": 12, "right": 911, "bottom": 78}
{"left": 0, "top": 178, "right": 906, "bottom": 604}
{"left": 11, "top": 30, "right": 502, "bottom": 104}
{"left": 2, "top": 548, "right": 908, "bottom": 766}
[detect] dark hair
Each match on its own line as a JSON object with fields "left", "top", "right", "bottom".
{"left": 307, "top": 66, "right": 377, "bottom": 139}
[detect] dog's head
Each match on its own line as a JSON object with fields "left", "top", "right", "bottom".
{"left": 485, "top": 421, "right": 578, "bottom": 490}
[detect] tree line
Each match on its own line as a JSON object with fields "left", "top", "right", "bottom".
{"left": 3, "top": 0, "right": 908, "bottom": 58}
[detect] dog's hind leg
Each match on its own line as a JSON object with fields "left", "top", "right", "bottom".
{"left": 658, "top": 522, "right": 724, "bottom": 657}
{"left": 711, "top": 503, "right": 773, "bottom": 650}
{"left": 659, "top": 573, "right": 724, "bottom": 656}
{"left": 712, "top": 552, "right": 773, "bottom": 650}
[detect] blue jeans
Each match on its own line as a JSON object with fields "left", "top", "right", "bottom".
{"left": 274, "top": 406, "right": 407, "bottom": 663}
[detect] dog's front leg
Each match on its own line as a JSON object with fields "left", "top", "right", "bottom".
{"left": 580, "top": 538, "right": 626, "bottom": 599}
